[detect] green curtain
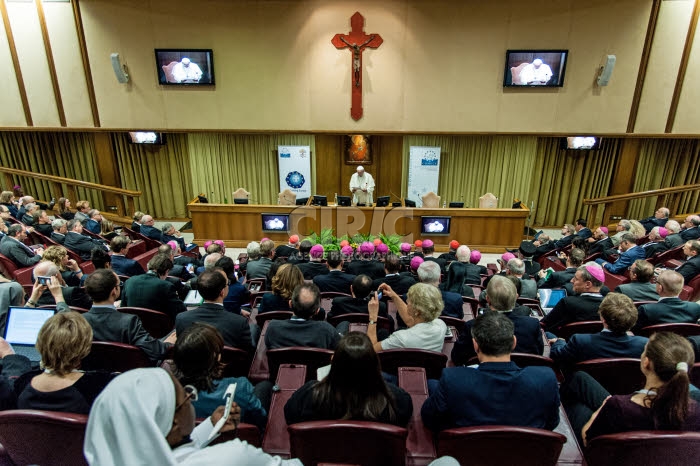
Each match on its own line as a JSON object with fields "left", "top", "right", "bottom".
{"left": 186, "top": 133, "right": 315, "bottom": 205}
{"left": 627, "top": 139, "right": 700, "bottom": 219}
{"left": 0, "top": 132, "right": 101, "bottom": 208}
{"left": 401, "top": 135, "right": 539, "bottom": 208}
{"left": 112, "top": 133, "right": 194, "bottom": 218}
{"left": 527, "top": 138, "right": 621, "bottom": 226}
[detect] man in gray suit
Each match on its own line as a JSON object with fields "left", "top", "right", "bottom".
{"left": 0, "top": 224, "right": 43, "bottom": 268}
{"left": 614, "top": 260, "right": 659, "bottom": 302}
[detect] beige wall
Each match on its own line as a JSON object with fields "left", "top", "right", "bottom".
{"left": 2, "top": 0, "right": 700, "bottom": 134}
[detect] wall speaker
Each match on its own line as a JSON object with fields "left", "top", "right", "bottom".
{"left": 110, "top": 53, "right": 130, "bottom": 84}
{"left": 597, "top": 55, "right": 616, "bottom": 86}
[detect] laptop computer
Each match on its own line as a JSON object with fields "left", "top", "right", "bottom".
{"left": 3, "top": 307, "right": 56, "bottom": 362}
{"left": 538, "top": 289, "right": 567, "bottom": 315}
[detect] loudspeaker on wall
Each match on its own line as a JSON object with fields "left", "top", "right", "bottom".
{"left": 597, "top": 55, "right": 616, "bottom": 87}
{"left": 110, "top": 53, "right": 130, "bottom": 84}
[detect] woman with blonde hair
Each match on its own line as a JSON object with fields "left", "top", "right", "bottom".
{"left": 100, "top": 218, "right": 118, "bottom": 241}
{"left": 259, "top": 263, "right": 305, "bottom": 314}
{"left": 41, "top": 245, "right": 84, "bottom": 286}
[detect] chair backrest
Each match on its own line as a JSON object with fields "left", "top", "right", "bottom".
{"left": 439, "top": 315, "right": 466, "bottom": 330}
{"left": 638, "top": 323, "right": 700, "bottom": 338}
{"left": 421, "top": 191, "right": 441, "bottom": 208}
{"left": 0, "top": 409, "right": 88, "bottom": 466}
{"left": 555, "top": 320, "right": 604, "bottom": 340}
{"left": 221, "top": 346, "right": 254, "bottom": 378}
{"left": 278, "top": 188, "right": 296, "bottom": 206}
{"left": 233, "top": 188, "right": 250, "bottom": 200}
{"left": 81, "top": 341, "right": 154, "bottom": 373}
{"left": 574, "top": 358, "right": 644, "bottom": 395}
{"left": 585, "top": 430, "right": 700, "bottom": 466}
{"left": 327, "top": 313, "right": 393, "bottom": 332}
{"left": 438, "top": 425, "right": 566, "bottom": 466}
{"left": 289, "top": 420, "right": 407, "bottom": 466}
{"left": 162, "top": 61, "right": 178, "bottom": 83}
{"left": 80, "top": 260, "right": 95, "bottom": 274}
{"left": 462, "top": 296, "right": 480, "bottom": 319}
{"left": 266, "top": 347, "right": 334, "bottom": 382}
{"left": 255, "top": 310, "right": 293, "bottom": 327}
{"left": 378, "top": 348, "right": 448, "bottom": 380}
{"left": 133, "top": 248, "right": 159, "bottom": 271}
{"left": 320, "top": 291, "right": 352, "bottom": 311}
{"left": 118, "top": 306, "right": 174, "bottom": 339}
{"left": 0, "top": 252, "right": 18, "bottom": 277}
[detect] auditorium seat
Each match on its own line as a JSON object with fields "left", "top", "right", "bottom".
{"left": 198, "top": 419, "right": 261, "bottom": 447}
{"left": 220, "top": 346, "right": 254, "bottom": 378}
{"left": 398, "top": 367, "right": 437, "bottom": 465}
{"left": 465, "top": 353, "right": 561, "bottom": 380}
{"left": 637, "top": 323, "right": 700, "bottom": 338}
{"left": 543, "top": 255, "right": 566, "bottom": 272}
{"left": 266, "top": 346, "right": 334, "bottom": 382}
{"left": 691, "top": 363, "right": 700, "bottom": 388}
{"left": 81, "top": 341, "right": 154, "bottom": 372}
{"left": 249, "top": 320, "right": 272, "bottom": 382}
{"left": 0, "top": 252, "right": 34, "bottom": 284}
{"left": 255, "top": 310, "right": 293, "bottom": 327}
{"left": 555, "top": 321, "right": 604, "bottom": 340}
{"left": 133, "top": 248, "right": 159, "bottom": 271}
{"left": 125, "top": 238, "right": 147, "bottom": 258}
{"left": 603, "top": 269, "right": 629, "bottom": 291}
{"left": 461, "top": 296, "right": 479, "bottom": 319}
{"left": 262, "top": 364, "right": 307, "bottom": 458}
{"left": 378, "top": 348, "right": 447, "bottom": 380}
{"left": 574, "top": 358, "right": 644, "bottom": 395}
{"left": 320, "top": 291, "right": 352, "bottom": 311}
{"left": 585, "top": 431, "right": 700, "bottom": 466}
{"left": 246, "top": 278, "right": 265, "bottom": 292}
{"left": 439, "top": 315, "right": 466, "bottom": 331}
{"left": 118, "top": 306, "right": 174, "bottom": 339}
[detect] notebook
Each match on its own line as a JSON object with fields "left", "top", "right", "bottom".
{"left": 3, "top": 307, "right": 56, "bottom": 362}
{"left": 538, "top": 289, "right": 567, "bottom": 314}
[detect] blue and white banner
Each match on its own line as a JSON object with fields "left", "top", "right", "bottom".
{"left": 407, "top": 146, "right": 441, "bottom": 207}
{"left": 278, "top": 145, "right": 312, "bottom": 199}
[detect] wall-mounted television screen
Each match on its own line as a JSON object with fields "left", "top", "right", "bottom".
{"left": 503, "top": 50, "right": 568, "bottom": 87}
{"left": 261, "top": 214, "right": 289, "bottom": 233}
{"left": 421, "top": 216, "right": 451, "bottom": 235}
{"left": 128, "top": 132, "right": 165, "bottom": 144}
{"left": 155, "top": 49, "right": 215, "bottom": 85}
{"left": 560, "top": 136, "right": 602, "bottom": 150}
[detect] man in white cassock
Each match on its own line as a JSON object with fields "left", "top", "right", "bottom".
{"left": 519, "top": 58, "right": 553, "bottom": 85}
{"left": 172, "top": 57, "right": 203, "bottom": 83}
{"left": 349, "top": 165, "right": 375, "bottom": 205}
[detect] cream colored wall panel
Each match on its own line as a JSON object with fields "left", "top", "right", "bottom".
{"left": 7, "top": 2, "right": 59, "bottom": 127}
{"left": 0, "top": 11, "right": 25, "bottom": 127}
{"left": 43, "top": 2, "right": 93, "bottom": 127}
{"left": 671, "top": 3, "right": 700, "bottom": 134}
{"left": 635, "top": 0, "right": 693, "bottom": 134}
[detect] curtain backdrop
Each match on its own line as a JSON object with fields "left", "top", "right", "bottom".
{"left": 0, "top": 132, "right": 101, "bottom": 208}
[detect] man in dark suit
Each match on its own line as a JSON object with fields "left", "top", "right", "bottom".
{"left": 676, "top": 240, "right": 700, "bottom": 285}
{"left": 550, "top": 292, "right": 648, "bottom": 367}
{"left": 346, "top": 244, "right": 385, "bottom": 280}
{"left": 517, "top": 241, "right": 541, "bottom": 277}
{"left": 275, "top": 235, "right": 299, "bottom": 259}
{"left": 33, "top": 210, "right": 53, "bottom": 237}
{"left": 424, "top": 312, "right": 559, "bottom": 432}
{"left": 265, "top": 283, "right": 342, "bottom": 350}
{"left": 595, "top": 233, "right": 645, "bottom": 275}
{"left": 329, "top": 274, "right": 389, "bottom": 321}
{"left": 175, "top": 269, "right": 253, "bottom": 352}
{"left": 138, "top": 215, "right": 163, "bottom": 242}
{"left": 421, "top": 239, "right": 447, "bottom": 273}
{"left": 313, "top": 250, "right": 355, "bottom": 294}
{"left": 82, "top": 269, "right": 171, "bottom": 363}
{"left": 50, "top": 218, "right": 67, "bottom": 245}
{"left": 574, "top": 218, "right": 592, "bottom": 240}
{"left": 679, "top": 215, "right": 700, "bottom": 241}
{"left": 586, "top": 227, "right": 614, "bottom": 256}
{"left": 642, "top": 226, "right": 669, "bottom": 259}
{"left": 109, "top": 236, "right": 145, "bottom": 277}
{"left": 246, "top": 239, "right": 275, "bottom": 280}
{"left": 614, "top": 260, "right": 659, "bottom": 302}
{"left": 537, "top": 248, "right": 585, "bottom": 289}
{"left": 541, "top": 264, "right": 605, "bottom": 334}
{"left": 84, "top": 209, "right": 102, "bottom": 235}
{"left": 635, "top": 270, "right": 700, "bottom": 331}
{"left": 639, "top": 207, "right": 669, "bottom": 234}
{"left": 121, "top": 254, "right": 187, "bottom": 320}
{"left": 438, "top": 240, "right": 460, "bottom": 263}
{"left": 160, "top": 222, "right": 187, "bottom": 251}
{"left": 552, "top": 224, "right": 576, "bottom": 249}
{"left": 0, "top": 224, "right": 43, "bottom": 268}
{"left": 64, "top": 219, "right": 107, "bottom": 261}
{"left": 417, "top": 261, "right": 463, "bottom": 319}
{"left": 372, "top": 254, "right": 416, "bottom": 295}
{"left": 532, "top": 234, "right": 556, "bottom": 261}
{"left": 296, "top": 244, "right": 330, "bottom": 280}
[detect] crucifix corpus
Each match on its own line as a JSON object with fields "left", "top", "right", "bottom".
{"left": 332, "top": 12, "right": 383, "bottom": 121}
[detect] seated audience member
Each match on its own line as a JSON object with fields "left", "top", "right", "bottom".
{"left": 596, "top": 233, "right": 645, "bottom": 275}
{"left": 84, "top": 209, "right": 102, "bottom": 234}
{"left": 110, "top": 235, "right": 145, "bottom": 276}
{"left": 73, "top": 200, "right": 90, "bottom": 223}
{"left": 571, "top": 236, "right": 589, "bottom": 256}
{"left": 83, "top": 269, "right": 170, "bottom": 362}
{"left": 51, "top": 218, "right": 67, "bottom": 245}
{"left": 175, "top": 269, "right": 253, "bottom": 352}
{"left": 451, "top": 276, "right": 543, "bottom": 365}
{"left": 505, "top": 258, "right": 537, "bottom": 299}
{"left": 610, "top": 219, "right": 632, "bottom": 247}
{"left": 138, "top": 215, "right": 162, "bottom": 242}
{"left": 676, "top": 240, "right": 700, "bottom": 285}
{"left": 372, "top": 253, "right": 415, "bottom": 295}
{"left": 64, "top": 219, "right": 107, "bottom": 261}
{"left": 442, "top": 245, "right": 481, "bottom": 295}
{"left": 680, "top": 215, "right": 700, "bottom": 241}
{"left": 661, "top": 219, "right": 684, "bottom": 250}
{"left": 574, "top": 218, "right": 592, "bottom": 240}
{"left": 160, "top": 223, "right": 186, "bottom": 251}
{"left": 550, "top": 293, "right": 648, "bottom": 366}
{"left": 537, "top": 247, "right": 585, "bottom": 289}
{"left": 641, "top": 226, "right": 669, "bottom": 258}
{"left": 15, "top": 311, "right": 115, "bottom": 414}
{"left": 33, "top": 210, "right": 53, "bottom": 237}
{"left": 0, "top": 279, "right": 25, "bottom": 331}
{"left": 297, "top": 244, "right": 329, "bottom": 280}
{"left": 562, "top": 332, "right": 700, "bottom": 447}
{"left": 131, "top": 211, "right": 144, "bottom": 233}
{"left": 0, "top": 205, "right": 12, "bottom": 228}
{"left": 0, "top": 224, "right": 43, "bottom": 267}
{"left": 421, "top": 239, "right": 446, "bottom": 273}
{"left": 41, "top": 245, "right": 85, "bottom": 287}
{"left": 33, "top": 261, "right": 92, "bottom": 310}
{"left": 314, "top": 250, "right": 356, "bottom": 294}
{"left": 422, "top": 312, "right": 559, "bottom": 432}
{"left": 84, "top": 368, "right": 302, "bottom": 466}
{"left": 57, "top": 198, "right": 73, "bottom": 221}
{"left": 100, "top": 219, "right": 118, "bottom": 241}
{"left": 541, "top": 264, "right": 605, "bottom": 333}
{"left": 0, "top": 191, "right": 18, "bottom": 218}
{"left": 640, "top": 207, "right": 670, "bottom": 233}
{"left": 284, "top": 332, "right": 412, "bottom": 427}
{"left": 438, "top": 240, "right": 460, "bottom": 263}
{"left": 121, "top": 254, "right": 187, "bottom": 319}
{"left": 265, "top": 283, "right": 341, "bottom": 350}
{"left": 90, "top": 247, "right": 111, "bottom": 271}
{"left": 516, "top": 240, "right": 541, "bottom": 277}
{"left": 287, "top": 239, "right": 311, "bottom": 265}
{"left": 504, "top": 276, "right": 536, "bottom": 317}
{"left": 532, "top": 234, "right": 556, "bottom": 260}
{"left": 469, "top": 250, "right": 488, "bottom": 275}
{"left": 614, "top": 260, "right": 659, "bottom": 302}
{"left": 156, "top": 245, "right": 193, "bottom": 296}
{"left": 398, "top": 242, "right": 412, "bottom": 269}
{"left": 275, "top": 235, "right": 299, "bottom": 259}
{"left": 0, "top": 335, "right": 32, "bottom": 410}
{"left": 417, "top": 261, "right": 463, "bottom": 319}
{"left": 586, "top": 226, "right": 613, "bottom": 256}
{"left": 635, "top": 270, "right": 700, "bottom": 331}
{"left": 553, "top": 224, "right": 576, "bottom": 249}
{"left": 239, "top": 241, "right": 260, "bottom": 278}
{"left": 259, "top": 263, "right": 305, "bottom": 314}
{"left": 215, "top": 256, "right": 250, "bottom": 316}
{"left": 191, "top": 253, "right": 222, "bottom": 288}
{"left": 246, "top": 239, "right": 275, "bottom": 280}
{"left": 20, "top": 202, "right": 38, "bottom": 226}
{"left": 368, "top": 283, "right": 446, "bottom": 352}
{"left": 173, "top": 323, "right": 266, "bottom": 430}
{"left": 329, "top": 274, "right": 389, "bottom": 321}
{"left": 629, "top": 219, "right": 647, "bottom": 239}
{"left": 347, "top": 242, "right": 385, "bottom": 280}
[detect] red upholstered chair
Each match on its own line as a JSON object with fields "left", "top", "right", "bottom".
{"left": 289, "top": 420, "right": 407, "bottom": 466}
{"left": 687, "top": 274, "right": 700, "bottom": 302}
{"left": 439, "top": 315, "right": 466, "bottom": 331}
{"left": 255, "top": 310, "right": 293, "bottom": 327}
{"left": 220, "top": 346, "right": 254, "bottom": 378}
{"left": 437, "top": 426, "right": 566, "bottom": 466}
{"left": 603, "top": 269, "right": 629, "bottom": 291}
{"left": 465, "top": 353, "right": 561, "bottom": 380}
{"left": 0, "top": 409, "right": 88, "bottom": 466}
{"left": 647, "top": 244, "right": 685, "bottom": 265}
{"left": 378, "top": 348, "right": 448, "bottom": 380}
{"left": 320, "top": 291, "right": 352, "bottom": 312}
{"left": 266, "top": 347, "right": 334, "bottom": 382}
{"left": 80, "top": 260, "right": 95, "bottom": 274}
{"left": 574, "top": 358, "right": 645, "bottom": 395}
{"left": 633, "top": 300, "right": 657, "bottom": 308}
{"left": 637, "top": 323, "right": 700, "bottom": 338}
{"left": 118, "top": 306, "right": 174, "bottom": 339}
{"left": 585, "top": 430, "right": 700, "bottom": 466}
{"left": 125, "top": 238, "right": 147, "bottom": 258}
{"left": 398, "top": 367, "right": 437, "bottom": 465}
{"left": 555, "top": 321, "right": 604, "bottom": 340}
{"left": 543, "top": 255, "right": 566, "bottom": 272}
{"left": 249, "top": 290, "right": 270, "bottom": 308}
{"left": 469, "top": 284, "right": 484, "bottom": 297}
{"left": 133, "top": 248, "right": 159, "bottom": 271}
{"left": 197, "top": 419, "right": 261, "bottom": 447}
{"left": 327, "top": 313, "right": 393, "bottom": 332}
{"left": 0, "top": 252, "right": 34, "bottom": 283}
{"left": 262, "top": 364, "right": 307, "bottom": 458}
{"left": 462, "top": 296, "right": 480, "bottom": 319}
{"left": 691, "top": 363, "right": 700, "bottom": 388}
{"left": 249, "top": 320, "right": 272, "bottom": 383}
{"left": 81, "top": 341, "right": 154, "bottom": 372}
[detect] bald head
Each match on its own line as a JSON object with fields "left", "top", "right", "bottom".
{"left": 204, "top": 252, "right": 223, "bottom": 270}
{"left": 34, "top": 261, "right": 59, "bottom": 278}
{"left": 657, "top": 270, "right": 684, "bottom": 297}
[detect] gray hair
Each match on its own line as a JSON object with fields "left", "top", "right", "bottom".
{"left": 619, "top": 219, "right": 631, "bottom": 231}
{"left": 160, "top": 223, "right": 173, "bottom": 234}
{"left": 417, "top": 261, "right": 441, "bottom": 285}
{"left": 456, "top": 245, "right": 471, "bottom": 262}
{"left": 486, "top": 275, "right": 517, "bottom": 311}
{"left": 507, "top": 258, "right": 525, "bottom": 276}
{"left": 52, "top": 218, "right": 67, "bottom": 230}
{"left": 406, "top": 283, "right": 444, "bottom": 322}
{"left": 203, "top": 253, "right": 222, "bottom": 270}
{"left": 246, "top": 241, "right": 260, "bottom": 260}
{"left": 666, "top": 220, "right": 681, "bottom": 234}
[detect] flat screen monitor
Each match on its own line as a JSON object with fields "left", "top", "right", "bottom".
{"left": 233, "top": 198, "right": 249, "bottom": 205}
{"left": 375, "top": 196, "right": 390, "bottom": 207}
{"left": 404, "top": 199, "right": 416, "bottom": 208}
{"left": 128, "top": 132, "right": 165, "bottom": 145}
{"left": 448, "top": 202, "right": 464, "bottom": 208}
{"left": 392, "top": 202, "right": 402, "bottom": 207}
{"left": 421, "top": 216, "right": 451, "bottom": 235}
{"left": 560, "top": 136, "right": 602, "bottom": 150}
{"left": 155, "top": 49, "right": 215, "bottom": 85}
{"left": 312, "top": 195, "right": 327, "bottom": 207}
{"left": 296, "top": 197, "right": 309, "bottom": 206}
{"left": 504, "top": 50, "right": 568, "bottom": 87}
{"left": 261, "top": 214, "right": 289, "bottom": 233}
{"left": 337, "top": 196, "right": 352, "bottom": 207}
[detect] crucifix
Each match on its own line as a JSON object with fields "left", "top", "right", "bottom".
{"left": 332, "top": 12, "right": 383, "bottom": 121}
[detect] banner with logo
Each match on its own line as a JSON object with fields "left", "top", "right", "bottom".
{"left": 407, "top": 146, "right": 441, "bottom": 207}
{"left": 278, "top": 145, "right": 312, "bottom": 200}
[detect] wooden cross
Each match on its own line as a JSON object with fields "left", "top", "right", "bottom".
{"left": 332, "top": 12, "right": 383, "bottom": 121}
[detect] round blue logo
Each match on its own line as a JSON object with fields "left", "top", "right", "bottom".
{"left": 286, "top": 171, "right": 305, "bottom": 189}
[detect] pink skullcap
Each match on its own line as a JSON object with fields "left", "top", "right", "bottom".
{"left": 214, "top": 240, "right": 225, "bottom": 247}
{"left": 289, "top": 235, "right": 299, "bottom": 244}
{"left": 470, "top": 250, "right": 481, "bottom": 263}
{"left": 414, "top": 240, "right": 423, "bottom": 248}
{"left": 422, "top": 239, "right": 434, "bottom": 248}
{"left": 310, "top": 244, "right": 324, "bottom": 258}
{"left": 376, "top": 243, "right": 389, "bottom": 254}
{"left": 410, "top": 256, "right": 424, "bottom": 271}
{"left": 501, "top": 252, "right": 515, "bottom": 262}
{"left": 400, "top": 242, "right": 411, "bottom": 253}
{"left": 341, "top": 245, "right": 354, "bottom": 256}
{"left": 449, "top": 240, "right": 460, "bottom": 249}
{"left": 261, "top": 237, "right": 270, "bottom": 243}
{"left": 359, "top": 241, "right": 375, "bottom": 254}
{"left": 600, "top": 227, "right": 609, "bottom": 235}
{"left": 204, "top": 240, "right": 213, "bottom": 249}
{"left": 658, "top": 227, "right": 668, "bottom": 238}
{"left": 585, "top": 264, "right": 605, "bottom": 283}
{"left": 166, "top": 241, "right": 178, "bottom": 251}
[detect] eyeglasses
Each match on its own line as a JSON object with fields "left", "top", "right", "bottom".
{"left": 175, "top": 384, "right": 198, "bottom": 412}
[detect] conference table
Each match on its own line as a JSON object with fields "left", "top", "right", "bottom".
{"left": 187, "top": 201, "right": 530, "bottom": 253}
